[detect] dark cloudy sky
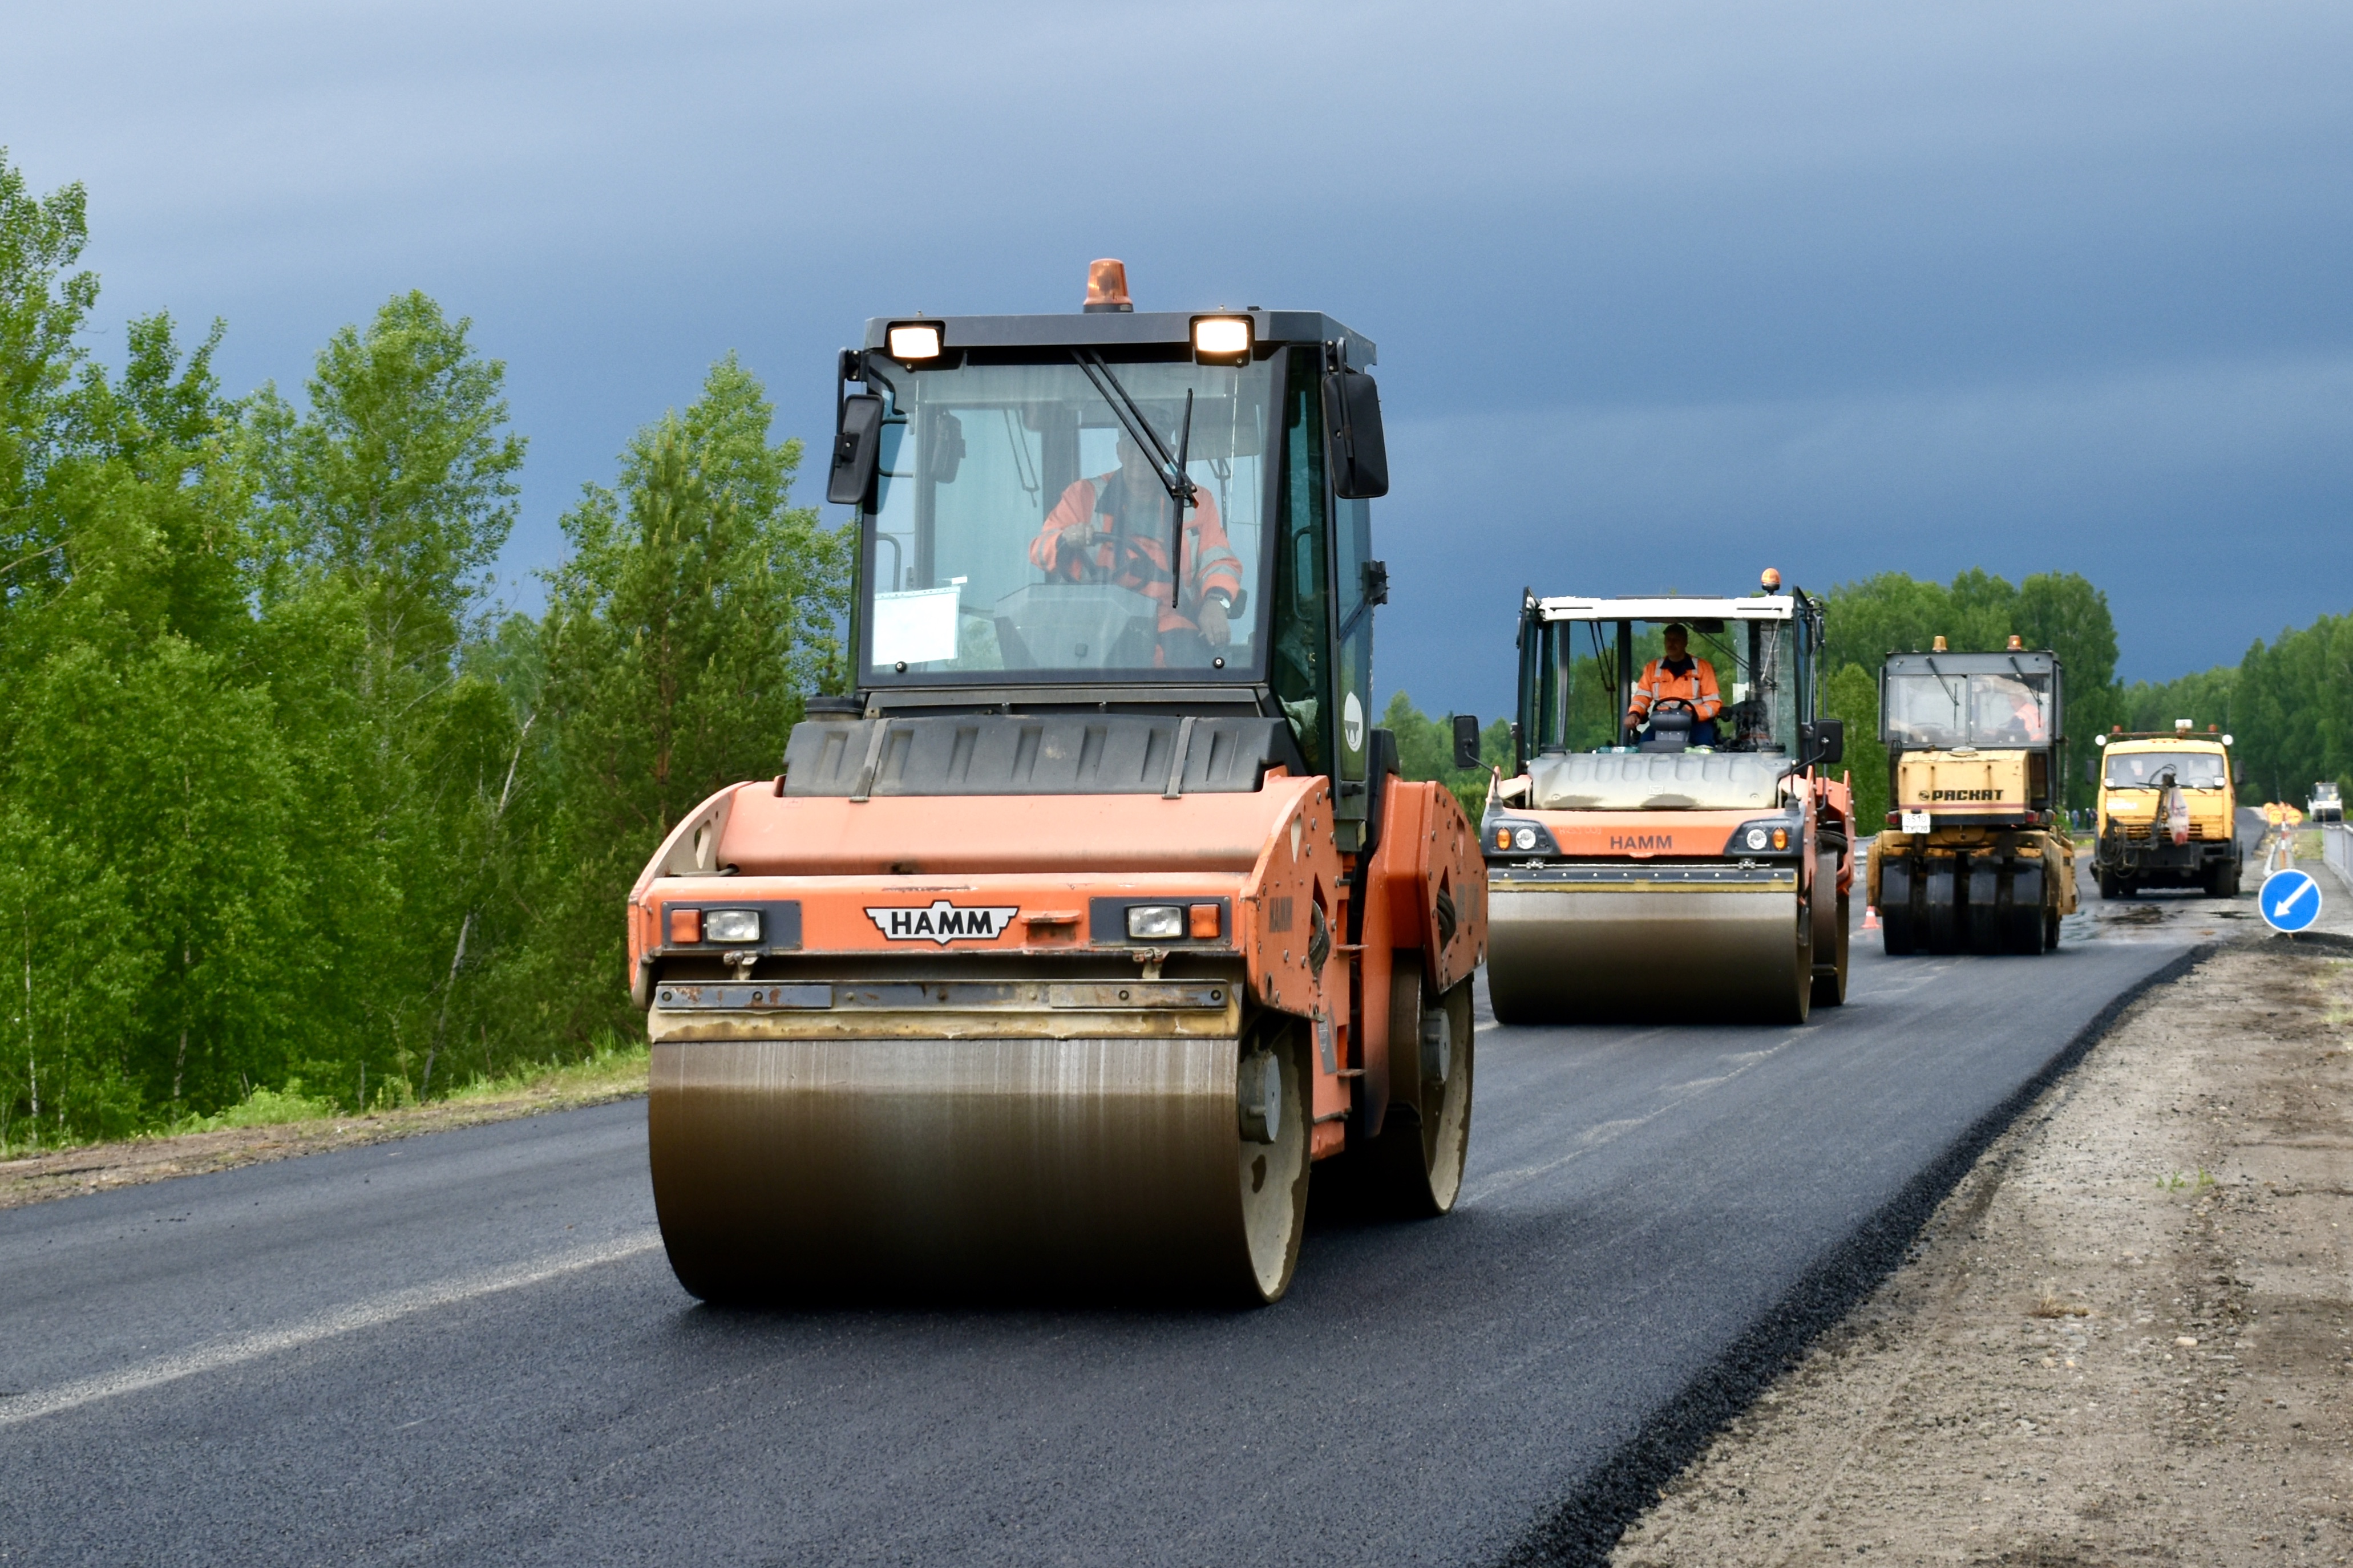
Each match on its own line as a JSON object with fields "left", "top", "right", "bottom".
{"left": 10, "top": 0, "right": 2349, "bottom": 716}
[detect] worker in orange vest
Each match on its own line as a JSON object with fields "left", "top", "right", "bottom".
{"left": 1626, "top": 622, "right": 1724, "bottom": 747}
{"left": 1030, "top": 432, "right": 1246, "bottom": 667}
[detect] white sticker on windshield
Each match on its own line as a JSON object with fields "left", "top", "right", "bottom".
{"left": 871, "top": 586, "right": 962, "bottom": 666}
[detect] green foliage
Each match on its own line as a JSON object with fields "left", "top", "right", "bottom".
{"left": 520, "top": 356, "right": 850, "bottom": 1047}
{"left": 1382, "top": 692, "right": 1512, "bottom": 820}
{"left": 1818, "top": 663, "right": 1888, "bottom": 831}
{"left": 0, "top": 152, "right": 847, "bottom": 1146}
{"left": 2121, "top": 611, "right": 2353, "bottom": 807}
{"left": 1822, "top": 568, "right": 2119, "bottom": 808}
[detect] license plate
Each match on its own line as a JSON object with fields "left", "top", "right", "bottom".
{"left": 1901, "top": 811, "right": 1932, "bottom": 834}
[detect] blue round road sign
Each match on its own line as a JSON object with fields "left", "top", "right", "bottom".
{"left": 2259, "top": 868, "right": 2323, "bottom": 933}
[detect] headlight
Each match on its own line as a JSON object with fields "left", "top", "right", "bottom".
{"left": 1514, "top": 826, "right": 1537, "bottom": 850}
{"left": 1745, "top": 827, "right": 1768, "bottom": 850}
{"left": 886, "top": 322, "right": 941, "bottom": 360}
{"left": 704, "top": 909, "right": 761, "bottom": 944}
{"left": 1190, "top": 314, "right": 1253, "bottom": 364}
{"left": 1126, "top": 905, "right": 1185, "bottom": 939}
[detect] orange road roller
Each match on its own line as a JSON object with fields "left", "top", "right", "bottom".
{"left": 626, "top": 268, "right": 1485, "bottom": 1304}
{"left": 1478, "top": 576, "right": 1855, "bottom": 1025}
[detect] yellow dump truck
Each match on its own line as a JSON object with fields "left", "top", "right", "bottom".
{"left": 1869, "top": 642, "right": 2076, "bottom": 954}
{"left": 2092, "top": 723, "right": 2243, "bottom": 898}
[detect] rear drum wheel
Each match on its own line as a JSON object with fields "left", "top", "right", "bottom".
{"left": 1813, "top": 892, "right": 1850, "bottom": 1006}
{"left": 1925, "top": 861, "right": 1959, "bottom": 952}
{"left": 1881, "top": 854, "right": 1917, "bottom": 955}
{"left": 1967, "top": 859, "right": 2002, "bottom": 954}
{"left": 2007, "top": 862, "right": 2046, "bottom": 954}
{"left": 1358, "top": 975, "right": 1476, "bottom": 1217}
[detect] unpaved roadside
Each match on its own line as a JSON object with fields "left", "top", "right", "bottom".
{"left": 1611, "top": 937, "right": 2353, "bottom": 1566}
{"left": 0, "top": 1067, "right": 647, "bottom": 1211}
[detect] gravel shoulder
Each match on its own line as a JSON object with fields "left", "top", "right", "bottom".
{"left": 1610, "top": 934, "right": 2353, "bottom": 1566}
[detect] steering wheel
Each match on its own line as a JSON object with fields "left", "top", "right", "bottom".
{"left": 1058, "top": 528, "right": 1147, "bottom": 584}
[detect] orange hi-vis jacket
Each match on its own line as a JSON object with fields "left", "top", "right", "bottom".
{"left": 1628, "top": 655, "right": 1723, "bottom": 725}
{"left": 1029, "top": 472, "right": 1244, "bottom": 635}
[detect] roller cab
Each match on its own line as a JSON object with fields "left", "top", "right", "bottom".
{"left": 628, "top": 273, "right": 1485, "bottom": 1304}
{"left": 1867, "top": 644, "right": 2081, "bottom": 953}
{"left": 1479, "top": 583, "right": 1855, "bottom": 1025}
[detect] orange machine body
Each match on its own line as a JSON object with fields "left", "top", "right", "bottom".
{"left": 629, "top": 769, "right": 1483, "bottom": 1159}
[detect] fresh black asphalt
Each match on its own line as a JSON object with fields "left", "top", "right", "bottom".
{"left": 0, "top": 894, "right": 2223, "bottom": 1566}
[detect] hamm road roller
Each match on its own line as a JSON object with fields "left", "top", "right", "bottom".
{"left": 626, "top": 265, "right": 1485, "bottom": 1304}
{"left": 1479, "top": 574, "right": 1855, "bottom": 1025}
{"left": 1869, "top": 638, "right": 2079, "bottom": 953}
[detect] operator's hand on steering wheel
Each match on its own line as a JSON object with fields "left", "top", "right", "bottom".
{"left": 1652, "top": 697, "right": 1693, "bottom": 717}
{"left": 1197, "top": 598, "right": 1231, "bottom": 647}
{"left": 1054, "top": 527, "right": 1111, "bottom": 581}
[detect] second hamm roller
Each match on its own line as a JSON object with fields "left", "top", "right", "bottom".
{"left": 1478, "top": 573, "right": 1855, "bottom": 1025}
{"left": 625, "top": 264, "right": 1486, "bottom": 1304}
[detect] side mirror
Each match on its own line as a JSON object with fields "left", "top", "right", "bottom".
{"left": 2233, "top": 761, "right": 2246, "bottom": 786}
{"left": 1323, "top": 369, "right": 1389, "bottom": 499}
{"left": 2085, "top": 757, "right": 2098, "bottom": 785}
{"left": 1451, "top": 714, "right": 1482, "bottom": 771}
{"left": 827, "top": 393, "right": 886, "bottom": 507}
{"left": 1804, "top": 719, "right": 1843, "bottom": 767}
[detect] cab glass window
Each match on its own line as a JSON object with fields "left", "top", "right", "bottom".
{"left": 860, "top": 355, "right": 1271, "bottom": 681}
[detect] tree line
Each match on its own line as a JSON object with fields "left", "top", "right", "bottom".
{"left": 0, "top": 157, "right": 848, "bottom": 1149}
{"left": 2118, "top": 615, "right": 2353, "bottom": 808}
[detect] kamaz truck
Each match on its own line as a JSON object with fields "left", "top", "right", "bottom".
{"left": 2092, "top": 723, "right": 2243, "bottom": 898}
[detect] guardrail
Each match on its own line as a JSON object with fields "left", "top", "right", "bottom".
{"left": 2326, "top": 823, "right": 2352, "bottom": 888}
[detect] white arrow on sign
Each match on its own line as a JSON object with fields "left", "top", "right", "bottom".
{"left": 2270, "top": 877, "right": 2316, "bottom": 919}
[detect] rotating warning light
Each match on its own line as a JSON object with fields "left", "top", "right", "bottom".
{"left": 887, "top": 322, "right": 941, "bottom": 360}
{"left": 1760, "top": 567, "right": 1781, "bottom": 592}
{"left": 1190, "top": 315, "right": 1253, "bottom": 364}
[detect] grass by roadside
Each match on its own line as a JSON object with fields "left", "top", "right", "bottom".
{"left": 1610, "top": 937, "right": 2353, "bottom": 1566}
{"left": 0, "top": 1040, "right": 649, "bottom": 1211}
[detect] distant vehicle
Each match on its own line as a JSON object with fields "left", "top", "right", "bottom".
{"left": 2312, "top": 782, "right": 2343, "bottom": 824}
{"left": 2092, "top": 722, "right": 2244, "bottom": 898}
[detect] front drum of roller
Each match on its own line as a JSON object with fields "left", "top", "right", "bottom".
{"left": 648, "top": 1031, "right": 1309, "bottom": 1305}
{"left": 1486, "top": 878, "right": 1809, "bottom": 1024}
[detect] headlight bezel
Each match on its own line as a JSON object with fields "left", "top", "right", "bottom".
{"left": 1484, "top": 818, "right": 1560, "bottom": 857}
{"left": 1723, "top": 816, "right": 1801, "bottom": 857}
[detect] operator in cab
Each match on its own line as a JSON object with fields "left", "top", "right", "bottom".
{"left": 1626, "top": 622, "right": 1724, "bottom": 747}
{"left": 1029, "top": 432, "right": 1246, "bottom": 666}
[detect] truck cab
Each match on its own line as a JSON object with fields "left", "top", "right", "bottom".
{"left": 2092, "top": 726, "right": 2244, "bottom": 898}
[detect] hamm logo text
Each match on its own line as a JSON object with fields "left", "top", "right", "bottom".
{"left": 1610, "top": 833, "right": 1674, "bottom": 851}
{"left": 866, "top": 901, "right": 1020, "bottom": 945}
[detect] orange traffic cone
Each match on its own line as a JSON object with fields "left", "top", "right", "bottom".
{"left": 1863, "top": 905, "right": 1881, "bottom": 931}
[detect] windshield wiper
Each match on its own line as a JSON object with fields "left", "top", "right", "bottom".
{"left": 1074, "top": 352, "right": 1196, "bottom": 608}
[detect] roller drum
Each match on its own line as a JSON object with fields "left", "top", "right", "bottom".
{"left": 1487, "top": 880, "right": 1808, "bottom": 1024}
{"left": 649, "top": 1032, "right": 1307, "bottom": 1304}
{"left": 1967, "top": 859, "right": 2003, "bottom": 955}
{"left": 1880, "top": 854, "right": 1917, "bottom": 955}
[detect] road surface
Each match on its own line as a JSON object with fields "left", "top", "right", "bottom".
{"left": 0, "top": 883, "right": 2227, "bottom": 1565}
